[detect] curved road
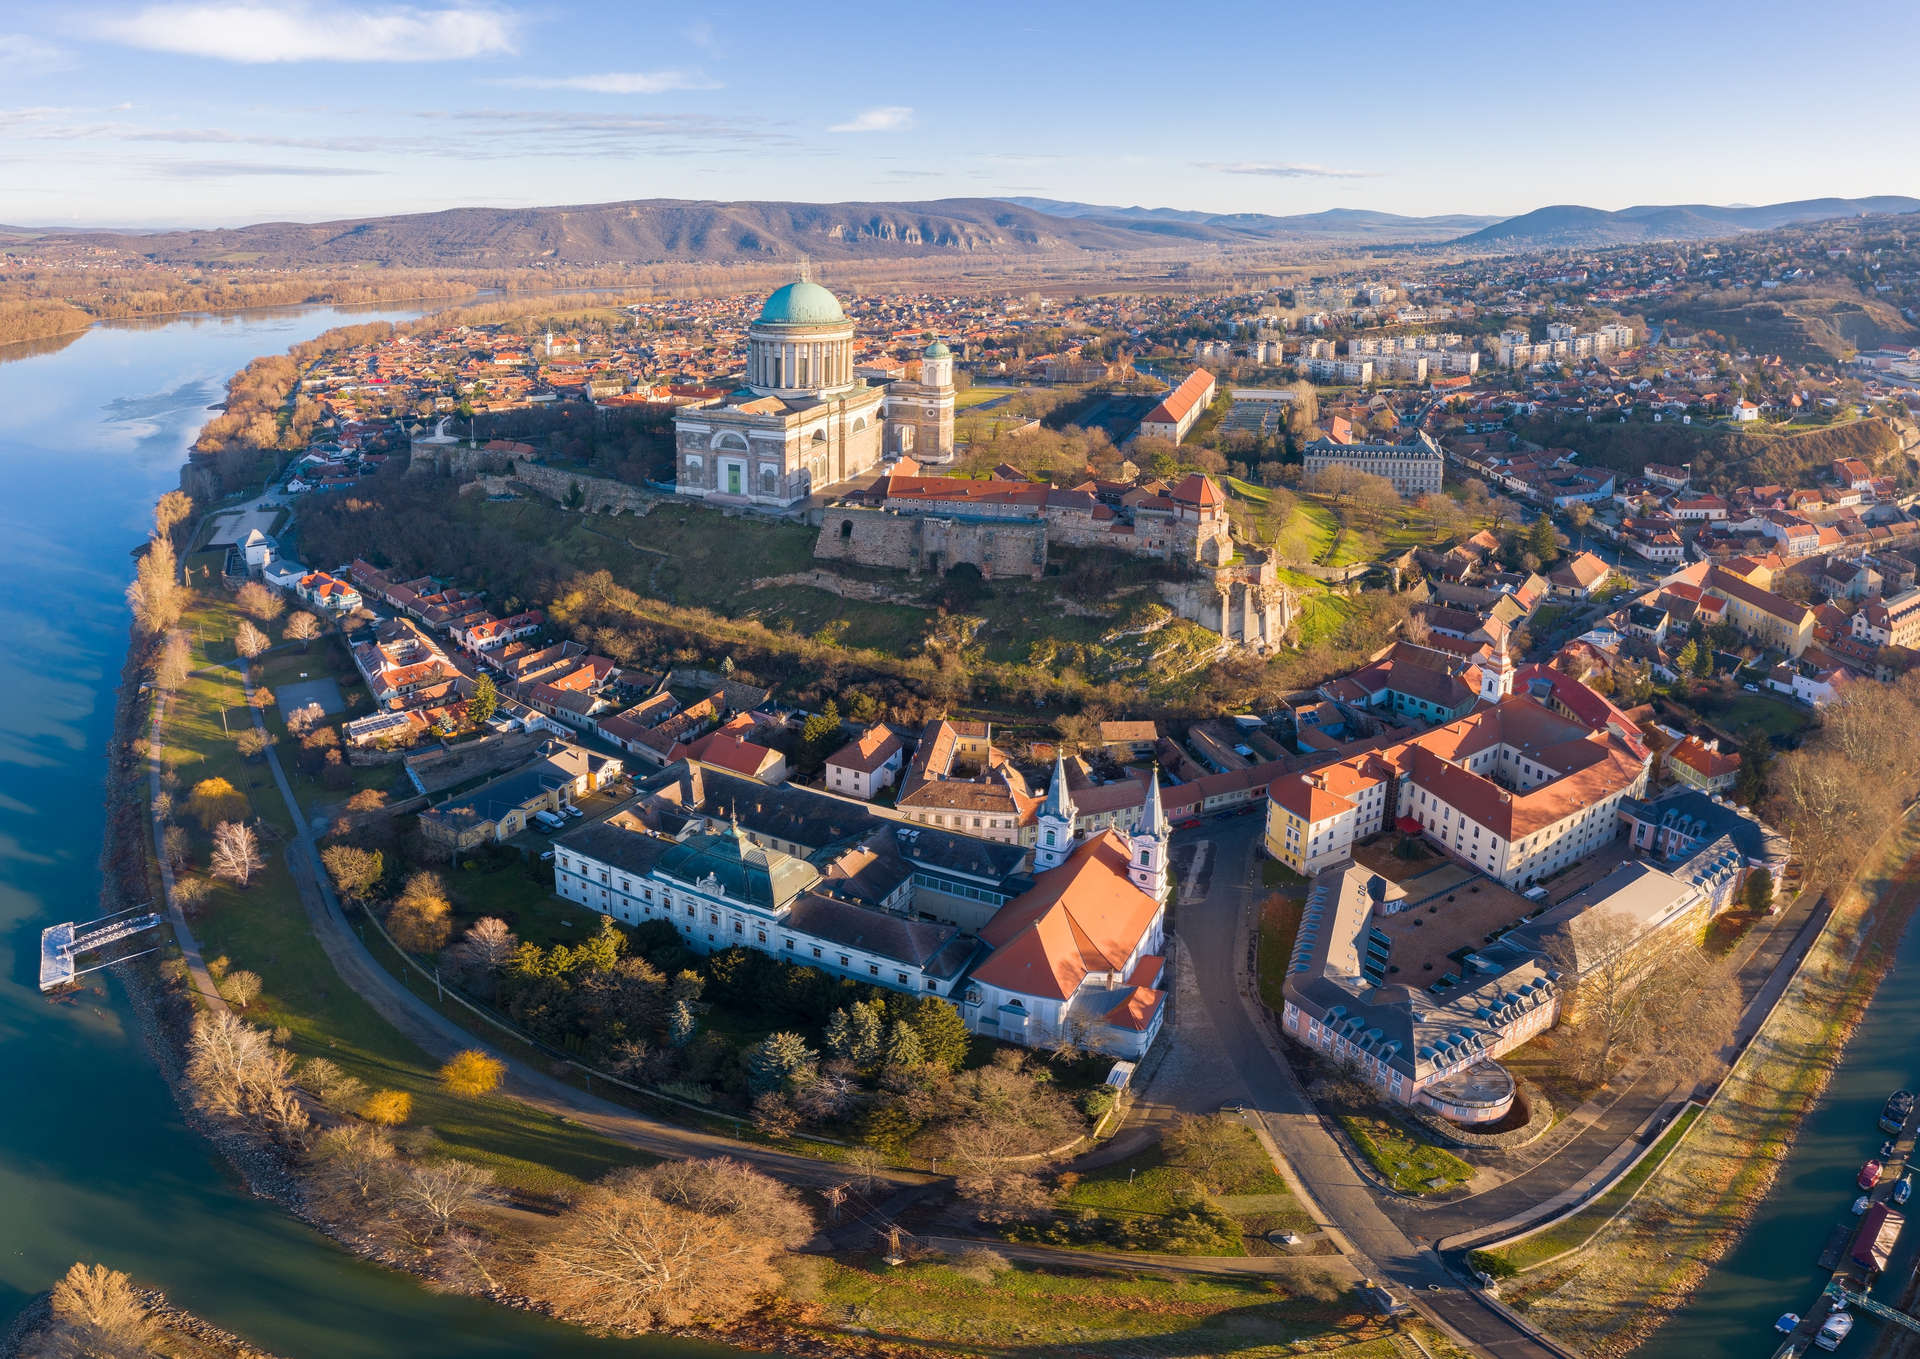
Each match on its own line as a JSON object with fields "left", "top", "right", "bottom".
{"left": 1170, "top": 817, "right": 1570, "bottom": 1359}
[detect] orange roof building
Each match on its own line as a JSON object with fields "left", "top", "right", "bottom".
{"left": 966, "top": 830, "right": 1168, "bottom": 1055}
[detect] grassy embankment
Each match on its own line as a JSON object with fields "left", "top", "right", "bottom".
{"left": 443, "top": 495, "right": 1229, "bottom": 695}
{"left": 1478, "top": 1104, "right": 1704, "bottom": 1275}
{"left": 1054, "top": 1123, "right": 1315, "bottom": 1255}
{"left": 1499, "top": 819, "right": 1920, "bottom": 1357}
{"left": 798, "top": 1255, "right": 1451, "bottom": 1359}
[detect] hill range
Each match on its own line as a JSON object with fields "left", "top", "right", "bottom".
{"left": 5, "top": 194, "right": 1916, "bottom": 269}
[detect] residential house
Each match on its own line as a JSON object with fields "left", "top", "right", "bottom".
{"left": 824, "top": 726, "right": 908, "bottom": 801}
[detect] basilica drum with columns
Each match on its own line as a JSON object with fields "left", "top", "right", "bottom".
{"left": 673, "top": 278, "right": 955, "bottom": 509}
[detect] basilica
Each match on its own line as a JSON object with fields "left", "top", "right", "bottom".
{"left": 672, "top": 278, "right": 956, "bottom": 509}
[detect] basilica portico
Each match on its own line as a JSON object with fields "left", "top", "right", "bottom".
{"left": 674, "top": 280, "right": 888, "bottom": 508}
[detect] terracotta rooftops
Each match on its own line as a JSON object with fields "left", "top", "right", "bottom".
{"left": 971, "top": 831, "right": 1162, "bottom": 1001}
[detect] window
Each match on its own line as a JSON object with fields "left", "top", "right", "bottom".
{"left": 756, "top": 930, "right": 767, "bottom": 943}
{"left": 839, "top": 955, "right": 851, "bottom": 967}
{"left": 868, "top": 964, "right": 880, "bottom": 976}
{"left": 811, "top": 946, "right": 822, "bottom": 958}
{"left": 783, "top": 938, "right": 794, "bottom": 950}
{"left": 897, "top": 972, "right": 909, "bottom": 985}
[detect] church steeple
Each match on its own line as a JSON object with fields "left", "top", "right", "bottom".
{"left": 1129, "top": 766, "right": 1171, "bottom": 901}
{"left": 1480, "top": 631, "right": 1515, "bottom": 704}
{"left": 1033, "top": 749, "right": 1079, "bottom": 871}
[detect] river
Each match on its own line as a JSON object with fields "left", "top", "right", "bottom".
{"left": 1647, "top": 914, "right": 1920, "bottom": 1356}
{"left": 0, "top": 306, "right": 740, "bottom": 1358}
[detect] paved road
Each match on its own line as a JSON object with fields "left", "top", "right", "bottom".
{"left": 1164, "top": 817, "right": 1569, "bottom": 1359}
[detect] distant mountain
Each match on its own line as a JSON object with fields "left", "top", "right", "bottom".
{"left": 1455, "top": 196, "right": 1920, "bottom": 249}
{"left": 15, "top": 198, "right": 1283, "bottom": 269}
{"left": 1001, "top": 197, "right": 1500, "bottom": 242}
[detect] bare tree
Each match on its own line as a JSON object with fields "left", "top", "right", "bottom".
{"left": 642, "top": 1156, "right": 814, "bottom": 1248}
{"left": 42, "top": 1262, "right": 154, "bottom": 1356}
{"left": 154, "top": 489, "right": 195, "bottom": 543}
{"left": 847, "top": 1146, "right": 887, "bottom": 1200}
{"left": 126, "top": 535, "right": 184, "bottom": 636}
{"left": 210, "top": 820, "right": 264, "bottom": 887}
{"left": 285, "top": 611, "right": 322, "bottom": 647}
{"left": 152, "top": 631, "right": 192, "bottom": 691}
{"left": 185, "top": 1011, "right": 308, "bottom": 1145}
{"left": 1163, "top": 1113, "right": 1269, "bottom": 1194}
{"left": 235, "top": 619, "right": 270, "bottom": 660}
{"left": 517, "top": 1171, "right": 784, "bottom": 1330}
{"left": 161, "top": 822, "right": 191, "bottom": 869}
{"left": 396, "top": 1160, "right": 495, "bottom": 1241}
{"left": 220, "top": 969, "right": 262, "bottom": 1009}
{"left": 446, "top": 916, "right": 517, "bottom": 976}
{"left": 235, "top": 581, "right": 286, "bottom": 623}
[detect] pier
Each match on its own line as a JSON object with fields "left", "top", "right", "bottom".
{"left": 39, "top": 906, "right": 167, "bottom": 991}
{"left": 1771, "top": 1095, "right": 1920, "bottom": 1356}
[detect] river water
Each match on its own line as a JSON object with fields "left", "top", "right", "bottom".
{"left": 0, "top": 306, "right": 738, "bottom": 1358}
{"left": 1645, "top": 914, "right": 1920, "bottom": 1356}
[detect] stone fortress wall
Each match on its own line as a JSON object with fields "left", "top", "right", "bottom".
{"left": 813, "top": 506, "right": 1292, "bottom": 650}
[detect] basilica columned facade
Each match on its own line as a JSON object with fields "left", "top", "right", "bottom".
{"left": 674, "top": 279, "right": 954, "bottom": 509}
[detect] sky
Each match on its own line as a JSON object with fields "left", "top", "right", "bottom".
{"left": 2, "top": 0, "right": 1916, "bottom": 228}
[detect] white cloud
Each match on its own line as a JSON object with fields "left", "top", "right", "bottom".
{"left": 0, "top": 34, "right": 74, "bottom": 70}
{"left": 497, "top": 70, "right": 718, "bottom": 95}
{"left": 1202, "top": 160, "right": 1374, "bottom": 180}
{"left": 829, "top": 105, "right": 913, "bottom": 134}
{"left": 93, "top": 3, "right": 517, "bottom": 63}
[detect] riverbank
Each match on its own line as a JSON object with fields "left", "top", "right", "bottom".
{"left": 1497, "top": 821, "right": 1920, "bottom": 1356}
{"left": 2, "top": 1273, "right": 291, "bottom": 1359}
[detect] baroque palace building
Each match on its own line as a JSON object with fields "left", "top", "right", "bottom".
{"left": 674, "top": 278, "right": 955, "bottom": 509}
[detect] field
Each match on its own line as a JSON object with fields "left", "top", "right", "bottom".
{"left": 954, "top": 384, "right": 1021, "bottom": 410}
{"left": 801, "top": 1256, "right": 1415, "bottom": 1358}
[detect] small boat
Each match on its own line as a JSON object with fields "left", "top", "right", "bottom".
{"left": 1776, "top": 1312, "right": 1801, "bottom": 1334}
{"left": 1896, "top": 1174, "right": 1913, "bottom": 1206}
{"left": 1816, "top": 1310, "right": 1854, "bottom": 1351}
{"left": 1853, "top": 1195, "right": 1872, "bottom": 1214}
{"left": 1882, "top": 1090, "right": 1914, "bottom": 1135}
{"left": 1859, "top": 1160, "right": 1884, "bottom": 1191}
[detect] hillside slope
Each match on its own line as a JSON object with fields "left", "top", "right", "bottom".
{"left": 1456, "top": 196, "right": 1920, "bottom": 249}
{"left": 19, "top": 198, "right": 1261, "bottom": 269}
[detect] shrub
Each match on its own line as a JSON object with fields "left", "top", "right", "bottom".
{"left": 439, "top": 1049, "right": 506, "bottom": 1098}
{"left": 360, "top": 1090, "right": 413, "bottom": 1126}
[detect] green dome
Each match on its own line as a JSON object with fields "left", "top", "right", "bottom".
{"left": 758, "top": 280, "right": 845, "bottom": 326}
{"left": 923, "top": 338, "right": 951, "bottom": 358}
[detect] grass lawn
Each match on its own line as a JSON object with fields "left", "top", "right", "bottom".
{"left": 1336, "top": 1114, "right": 1473, "bottom": 1195}
{"left": 1483, "top": 1105, "right": 1702, "bottom": 1275}
{"left": 1686, "top": 688, "right": 1816, "bottom": 744}
{"left": 1294, "top": 591, "right": 1359, "bottom": 647}
{"left": 1256, "top": 892, "right": 1306, "bottom": 1013}
{"left": 163, "top": 590, "right": 653, "bottom": 1197}
{"left": 954, "top": 385, "right": 1020, "bottom": 410}
{"left": 803, "top": 1256, "right": 1402, "bottom": 1358}
{"left": 1062, "top": 1126, "right": 1311, "bottom": 1253}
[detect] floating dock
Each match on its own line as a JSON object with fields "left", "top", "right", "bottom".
{"left": 38, "top": 908, "right": 166, "bottom": 992}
